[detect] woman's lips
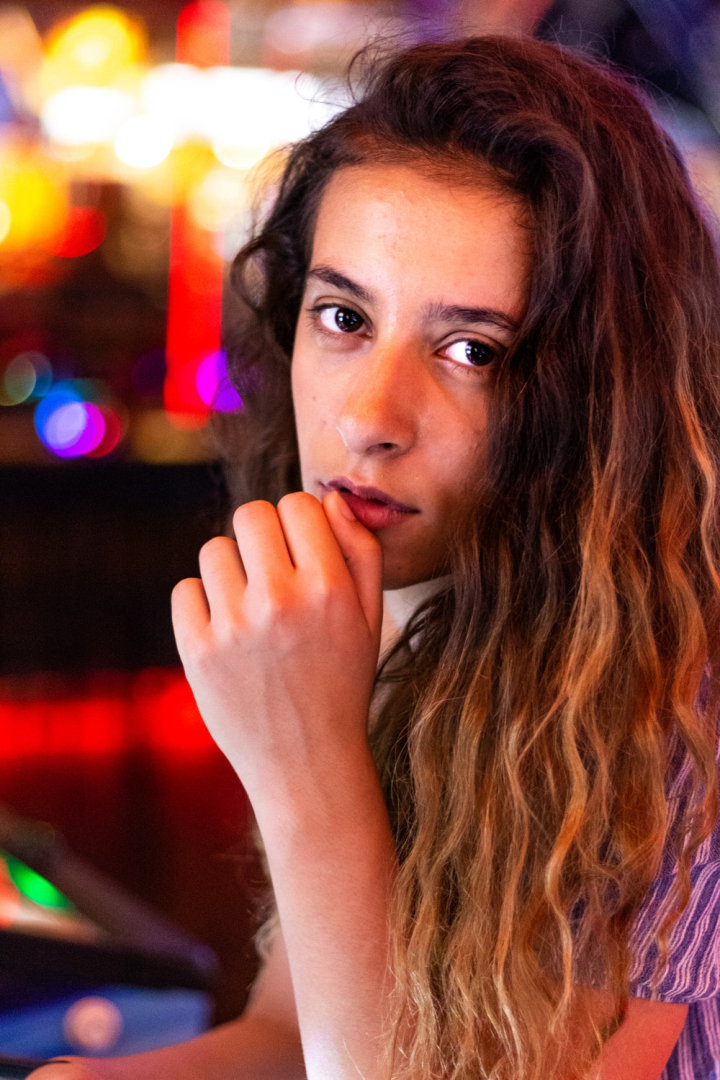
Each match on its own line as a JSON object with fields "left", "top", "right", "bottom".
{"left": 322, "top": 479, "right": 419, "bottom": 531}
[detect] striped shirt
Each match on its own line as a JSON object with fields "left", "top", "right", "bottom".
{"left": 630, "top": 712, "right": 720, "bottom": 1079}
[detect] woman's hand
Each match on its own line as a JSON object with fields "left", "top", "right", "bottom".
{"left": 171, "top": 490, "right": 383, "bottom": 812}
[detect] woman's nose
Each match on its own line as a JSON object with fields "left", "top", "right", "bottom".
{"left": 335, "top": 344, "right": 420, "bottom": 458}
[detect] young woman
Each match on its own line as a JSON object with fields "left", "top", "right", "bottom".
{"left": 33, "top": 34, "right": 720, "bottom": 1080}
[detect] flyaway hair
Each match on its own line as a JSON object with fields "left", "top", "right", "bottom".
{"left": 222, "top": 36, "right": 720, "bottom": 1080}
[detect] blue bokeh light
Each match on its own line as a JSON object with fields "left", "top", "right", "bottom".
{"left": 34, "top": 381, "right": 106, "bottom": 458}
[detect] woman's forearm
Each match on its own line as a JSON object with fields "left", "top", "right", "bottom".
{"left": 30, "top": 1014, "right": 306, "bottom": 1080}
{"left": 256, "top": 747, "right": 396, "bottom": 1080}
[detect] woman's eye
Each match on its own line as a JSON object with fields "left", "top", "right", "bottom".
{"left": 444, "top": 339, "right": 498, "bottom": 368}
{"left": 318, "top": 305, "right": 364, "bottom": 334}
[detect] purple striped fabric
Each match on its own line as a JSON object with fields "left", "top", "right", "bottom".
{"left": 629, "top": 714, "right": 720, "bottom": 1079}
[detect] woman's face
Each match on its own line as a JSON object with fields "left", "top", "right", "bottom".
{"left": 292, "top": 164, "right": 530, "bottom": 590}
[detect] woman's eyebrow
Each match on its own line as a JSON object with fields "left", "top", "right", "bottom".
{"left": 307, "top": 266, "right": 519, "bottom": 334}
{"left": 307, "top": 265, "right": 374, "bottom": 304}
{"left": 424, "top": 301, "right": 519, "bottom": 334}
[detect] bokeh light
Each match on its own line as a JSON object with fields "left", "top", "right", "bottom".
{"left": 0, "top": 350, "right": 53, "bottom": 406}
{"left": 0, "top": 8, "right": 43, "bottom": 108}
{"left": 140, "top": 64, "right": 204, "bottom": 146}
{"left": 188, "top": 167, "right": 247, "bottom": 231}
{"left": 0, "top": 201, "right": 11, "bottom": 245}
{"left": 45, "top": 207, "right": 107, "bottom": 258}
{"left": 86, "top": 404, "right": 125, "bottom": 457}
{"left": 0, "top": 861, "right": 21, "bottom": 930}
{"left": 44, "top": 6, "right": 146, "bottom": 89}
{"left": 115, "top": 114, "right": 174, "bottom": 169}
{"left": 6, "top": 854, "right": 71, "bottom": 910}
{"left": 42, "top": 85, "right": 135, "bottom": 147}
{"left": 34, "top": 380, "right": 124, "bottom": 458}
{"left": 0, "top": 149, "right": 67, "bottom": 251}
{"left": 195, "top": 350, "right": 242, "bottom": 412}
{"left": 22, "top": 352, "right": 53, "bottom": 397}
{"left": 176, "top": 0, "right": 230, "bottom": 68}
{"left": 46, "top": 399, "right": 103, "bottom": 456}
{"left": 1, "top": 359, "right": 35, "bottom": 406}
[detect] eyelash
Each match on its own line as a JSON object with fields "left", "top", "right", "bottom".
{"left": 306, "top": 302, "right": 504, "bottom": 370}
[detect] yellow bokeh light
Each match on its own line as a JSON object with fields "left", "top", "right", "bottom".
{"left": 130, "top": 142, "right": 218, "bottom": 207}
{"left": 0, "top": 147, "right": 67, "bottom": 251}
{"left": 189, "top": 167, "right": 248, "bottom": 231}
{"left": 0, "top": 202, "right": 11, "bottom": 246}
{"left": 45, "top": 6, "right": 146, "bottom": 88}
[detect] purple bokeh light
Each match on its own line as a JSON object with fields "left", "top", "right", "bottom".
{"left": 195, "top": 351, "right": 242, "bottom": 413}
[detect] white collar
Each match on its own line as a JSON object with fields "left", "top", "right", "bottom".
{"left": 380, "top": 577, "right": 449, "bottom": 658}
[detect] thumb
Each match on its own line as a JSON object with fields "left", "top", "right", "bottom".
{"left": 322, "top": 490, "right": 383, "bottom": 640}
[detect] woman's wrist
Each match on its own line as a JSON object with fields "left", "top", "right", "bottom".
{"left": 250, "top": 740, "right": 389, "bottom": 852}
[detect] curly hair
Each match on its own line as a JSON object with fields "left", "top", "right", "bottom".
{"left": 220, "top": 36, "right": 720, "bottom": 1080}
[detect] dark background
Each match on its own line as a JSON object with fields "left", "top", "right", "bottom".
{"left": 0, "top": 463, "right": 266, "bottom": 1021}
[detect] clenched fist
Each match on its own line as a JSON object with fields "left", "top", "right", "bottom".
{"left": 171, "top": 491, "right": 383, "bottom": 814}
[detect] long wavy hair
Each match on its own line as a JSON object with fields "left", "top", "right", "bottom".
{"left": 220, "top": 36, "right": 720, "bottom": 1080}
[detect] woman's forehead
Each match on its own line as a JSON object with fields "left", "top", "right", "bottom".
{"left": 309, "top": 163, "right": 531, "bottom": 322}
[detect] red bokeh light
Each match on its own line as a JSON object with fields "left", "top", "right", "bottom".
{"left": 85, "top": 404, "right": 124, "bottom": 458}
{"left": 0, "top": 669, "right": 215, "bottom": 761}
{"left": 176, "top": 0, "right": 230, "bottom": 67}
{"left": 44, "top": 207, "right": 107, "bottom": 260}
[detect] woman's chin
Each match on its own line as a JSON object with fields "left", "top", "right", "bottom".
{"left": 381, "top": 561, "right": 445, "bottom": 593}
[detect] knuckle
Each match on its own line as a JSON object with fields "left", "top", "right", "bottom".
{"left": 277, "top": 491, "right": 317, "bottom": 515}
{"left": 213, "top": 614, "right": 244, "bottom": 648}
{"left": 311, "top": 570, "right": 338, "bottom": 604}
{"left": 247, "top": 586, "right": 299, "bottom": 636}
{"left": 199, "top": 535, "right": 231, "bottom": 561}
{"left": 171, "top": 577, "right": 194, "bottom": 604}
{"left": 188, "top": 635, "right": 216, "bottom": 671}
{"left": 233, "top": 499, "right": 274, "bottom": 528}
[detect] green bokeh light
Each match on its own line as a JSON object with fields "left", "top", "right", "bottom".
{"left": 3, "top": 852, "right": 72, "bottom": 909}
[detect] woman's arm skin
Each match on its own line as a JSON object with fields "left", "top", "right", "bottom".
{"left": 593, "top": 997, "right": 688, "bottom": 1080}
{"left": 28, "top": 929, "right": 305, "bottom": 1080}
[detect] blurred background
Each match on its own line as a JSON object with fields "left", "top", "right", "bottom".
{"left": 1, "top": 0, "right": 720, "bottom": 1060}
